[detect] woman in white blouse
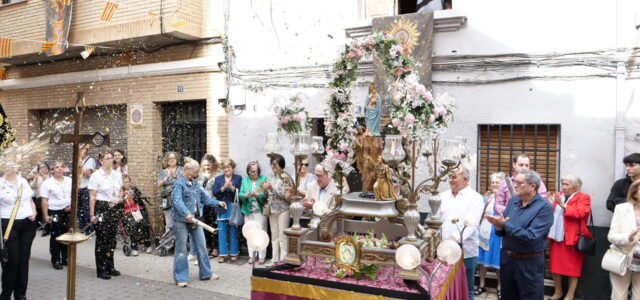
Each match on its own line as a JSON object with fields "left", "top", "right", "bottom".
{"left": 40, "top": 161, "right": 72, "bottom": 270}
{"left": 88, "top": 151, "right": 123, "bottom": 280}
{"left": 0, "top": 163, "right": 36, "bottom": 300}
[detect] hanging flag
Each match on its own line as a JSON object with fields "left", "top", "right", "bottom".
{"left": 0, "top": 38, "right": 12, "bottom": 57}
{"left": 171, "top": 20, "right": 189, "bottom": 29}
{"left": 40, "top": 42, "right": 56, "bottom": 53}
{"left": 46, "top": 0, "right": 72, "bottom": 56}
{"left": 100, "top": 2, "right": 119, "bottom": 22}
{"left": 80, "top": 45, "right": 96, "bottom": 59}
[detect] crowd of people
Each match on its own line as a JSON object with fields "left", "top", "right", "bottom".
{"left": 1, "top": 145, "right": 640, "bottom": 299}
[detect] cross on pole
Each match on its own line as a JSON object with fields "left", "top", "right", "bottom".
{"left": 50, "top": 92, "right": 110, "bottom": 300}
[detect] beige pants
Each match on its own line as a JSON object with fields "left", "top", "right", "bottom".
{"left": 611, "top": 271, "right": 640, "bottom": 300}
{"left": 269, "top": 210, "right": 290, "bottom": 262}
{"left": 245, "top": 212, "right": 268, "bottom": 259}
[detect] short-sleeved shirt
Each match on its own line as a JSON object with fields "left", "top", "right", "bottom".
{"left": 0, "top": 177, "right": 35, "bottom": 219}
{"left": 88, "top": 168, "right": 123, "bottom": 202}
{"left": 40, "top": 176, "right": 72, "bottom": 210}
{"left": 80, "top": 157, "right": 97, "bottom": 189}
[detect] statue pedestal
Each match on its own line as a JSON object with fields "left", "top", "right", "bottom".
{"left": 283, "top": 227, "right": 309, "bottom": 265}
{"left": 339, "top": 192, "right": 399, "bottom": 218}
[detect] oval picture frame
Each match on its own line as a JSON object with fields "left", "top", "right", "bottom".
{"left": 334, "top": 236, "right": 361, "bottom": 273}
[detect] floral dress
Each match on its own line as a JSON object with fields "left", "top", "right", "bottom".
{"left": 268, "top": 174, "right": 290, "bottom": 214}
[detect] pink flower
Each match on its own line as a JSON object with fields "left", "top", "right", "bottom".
{"left": 424, "top": 91, "right": 433, "bottom": 101}
{"left": 404, "top": 113, "right": 415, "bottom": 124}
{"left": 428, "top": 114, "right": 436, "bottom": 124}
{"left": 415, "top": 84, "right": 427, "bottom": 96}
{"left": 391, "top": 118, "right": 401, "bottom": 127}
{"left": 295, "top": 112, "right": 306, "bottom": 122}
{"left": 393, "top": 93, "right": 402, "bottom": 104}
{"left": 434, "top": 107, "right": 447, "bottom": 118}
{"left": 282, "top": 116, "right": 291, "bottom": 124}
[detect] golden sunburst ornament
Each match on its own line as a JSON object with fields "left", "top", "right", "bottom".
{"left": 385, "top": 18, "right": 420, "bottom": 53}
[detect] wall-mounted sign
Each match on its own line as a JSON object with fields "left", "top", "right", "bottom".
{"left": 177, "top": 85, "right": 184, "bottom": 93}
{"left": 130, "top": 104, "right": 143, "bottom": 126}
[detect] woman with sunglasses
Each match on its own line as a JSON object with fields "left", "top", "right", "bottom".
{"left": 296, "top": 158, "right": 316, "bottom": 198}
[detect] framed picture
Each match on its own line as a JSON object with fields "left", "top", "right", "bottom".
{"left": 334, "top": 236, "right": 361, "bottom": 272}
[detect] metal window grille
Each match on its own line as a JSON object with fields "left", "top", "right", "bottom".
{"left": 477, "top": 124, "right": 561, "bottom": 194}
{"left": 161, "top": 101, "right": 206, "bottom": 163}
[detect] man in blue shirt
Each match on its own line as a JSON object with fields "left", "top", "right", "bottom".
{"left": 486, "top": 170, "right": 553, "bottom": 300}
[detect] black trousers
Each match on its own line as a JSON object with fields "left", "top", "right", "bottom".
{"left": 77, "top": 188, "right": 91, "bottom": 232}
{"left": 1, "top": 218, "right": 36, "bottom": 300}
{"left": 202, "top": 206, "right": 218, "bottom": 252}
{"left": 48, "top": 209, "right": 69, "bottom": 264}
{"left": 94, "top": 201, "right": 118, "bottom": 274}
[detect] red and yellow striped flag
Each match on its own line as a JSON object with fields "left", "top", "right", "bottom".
{"left": 100, "top": 1, "right": 119, "bottom": 22}
{"left": 41, "top": 42, "right": 56, "bottom": 53}
{"left": 58, "top": 0, "right": 71, "bottom": 5}
{"left": 0, "top": 38, "right": 12, "bottom": 57}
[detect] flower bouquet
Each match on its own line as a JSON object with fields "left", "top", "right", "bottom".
{"left": 273, "top": 93, "right": 311, "bottom": 135}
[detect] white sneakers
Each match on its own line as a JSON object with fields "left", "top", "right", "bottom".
{"left": 132, "top": 250, "right": 139, "bottom": 256}
{"left": 188, "top": 254, "right": 196, "bottom": 261}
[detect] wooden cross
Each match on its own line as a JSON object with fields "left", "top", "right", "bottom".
{"left": 49, "top": 92, "right": 110, "bottom": 300}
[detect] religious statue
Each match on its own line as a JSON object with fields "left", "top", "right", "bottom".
{"left": 373, "top": 158, "right": 396, "bottom": 201}
{"left": 364, "top": 82, "right": 381, "bottom": 137}
{"left": 355, "top": 128, "right": 382, "bottom": 197}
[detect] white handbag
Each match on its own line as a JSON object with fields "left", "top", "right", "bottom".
{"left": 602, "top": 245, "right": 634, "bottom": 276}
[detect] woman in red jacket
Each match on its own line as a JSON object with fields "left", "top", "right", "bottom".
{"left": 547, "top": 174, "right": 593, "bottom": 300}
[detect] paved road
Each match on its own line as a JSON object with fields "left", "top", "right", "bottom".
{"left": 24, "top": 233, "right": 252, "bottom": 300}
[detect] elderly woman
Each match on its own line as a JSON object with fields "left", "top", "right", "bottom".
{"left": 262, "top": 154, "right": 292, "bottom": 265}
{"left": 113, "top": 149, "right": 128, "bottom": 175}
{"left": 609, "top": 180, "right": 640, "bottom": 300}
{"left": 172, "top": 158, "right": 226, "bottom": 287}
{"left": 0, "top": 163, "right": 36, "bottom": 300}
{"left": 239, "top": 161, "right": 269, "bottom": 264}
{"left": 199, "top": 154, "right": 220, "bottom": 258}
{"left": 547, "top": 174, "right": 593, "bottom": 300}
{"left": 212, "top": 159, "right": 242, "bottom": 263}
{"left": 157, "top": 151, "right": 184, "bottom": 234}
{"left": 40, "top": 161, "right": 72, "bottom": 269}
{"left": 296, "top": 158, "right": 315, "bottom": 198}
{"left": 89, "top": 151, "right": 124, "bottom": 280}
{"left": 476, "top": 172, "right": 505, "bottom": 298}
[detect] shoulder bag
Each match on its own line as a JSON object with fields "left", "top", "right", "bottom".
{"left": 229, "top": 189, "right": 244, "bottom": 226}
{"left": 577, "top": 212, "right": 596, "bottom": 256}
{"left": 602, "top": 243, "right": 635, "bottom": 276}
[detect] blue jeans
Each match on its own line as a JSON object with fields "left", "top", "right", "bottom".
{"left": 173, "top": 221, "right": 213, "bottom": 282}
{"left": 217, "top": 220, "right": 239, "bottom": 256}
{"left": 464, "top": 256, "right": 478, "bottom": 300}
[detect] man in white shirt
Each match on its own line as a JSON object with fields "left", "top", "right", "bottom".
{"left": 302, "top": 164, "right": 339, "bottom": 228}
{"left": 438, "top": 164, "right": 484, "bottom": 300}
{"left": 78, "top": 144, "right": 96, "bottom": 233}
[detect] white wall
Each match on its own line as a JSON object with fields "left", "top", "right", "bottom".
{"left": 226, "top": 0, "right": 639, "bottom": 226}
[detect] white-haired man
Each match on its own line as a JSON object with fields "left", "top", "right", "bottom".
{"left": 438, "top": 164, "right": 484, "bottom": 300}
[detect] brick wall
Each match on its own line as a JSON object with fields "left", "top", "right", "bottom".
{"left": 0, "top": 70, "right": 227, "bottom": 235}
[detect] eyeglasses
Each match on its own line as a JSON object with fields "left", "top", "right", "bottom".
{"left": 248, "top": 171, "right": 257, "bottom": 175}
{"left": 513, "top": 180, "right": 528, "bottom": 187}
{"left": 302, "top": 163, "right": 309, "bottom": 167}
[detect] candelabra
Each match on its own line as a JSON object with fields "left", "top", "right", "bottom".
{"left": 381, "top": 132, "right": 469, "bottom": 243}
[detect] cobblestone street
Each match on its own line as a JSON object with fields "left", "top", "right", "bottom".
{"left": 26, "top": 233, "right": 252, "bottom": 300}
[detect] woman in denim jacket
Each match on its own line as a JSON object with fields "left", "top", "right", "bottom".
{"left": 172, "top": 159, "right": 226, "bottom": 287}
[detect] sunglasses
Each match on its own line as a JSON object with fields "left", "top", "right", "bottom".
{"left": 302, "top": 163, "right": 309, "bottom": 167}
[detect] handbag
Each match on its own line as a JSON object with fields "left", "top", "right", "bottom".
{"left": 229, "top": 189, "right": 244, "bottom": 226}
{"left": 262, "top": 201, "right": 271, "bottom": 217}
{"left": 577, "top": 212, "right": 596, "bottom": 256}
{"left": 602, "top": 244, "right": 634, "bottom": 276}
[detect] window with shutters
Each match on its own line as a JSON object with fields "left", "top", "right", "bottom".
{"left": 477, "top": 124, "right": 561, "bottom": 194}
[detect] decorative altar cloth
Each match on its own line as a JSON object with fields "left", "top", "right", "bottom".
{"left": 251, "top": 256, "right": 468, "bottom": 300}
